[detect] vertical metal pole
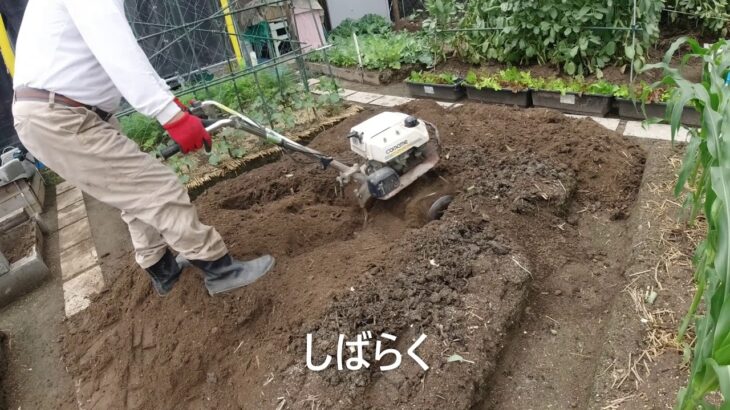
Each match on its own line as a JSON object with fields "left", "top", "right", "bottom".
{"left": 353, "top": 33, "right": 365, "bottom": 83}
{"left": 629, "top": 0, "right": 638, "bottom": 84}
{"left": 287, "top": 0, "right": 310, "bottom": 93}
{"left": 0, "top": 15, "right": 15, "bottom": 77}
{"left": 274, "top": 64, "right": 286, "bottom": 100}
{"left": 224, "top": 37, "right": 245, "bottom": 111}
{"left": 219, "top": 0, "right": 245, "bottom": 67}
{"left": 322, "top": 47, "right": 338, "bottom": 94}
{"left": 173, "top": 0, "right": 210, "bottom": 98}
{"left": 253, "top": 70, "right": 275, "bottom": 128}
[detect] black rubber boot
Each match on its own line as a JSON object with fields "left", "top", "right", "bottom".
{"left": 145, "top": 249, "right": 183, "bottom": 296}
{"left": 190, "top": 253, "right": 275, "bottom": 295}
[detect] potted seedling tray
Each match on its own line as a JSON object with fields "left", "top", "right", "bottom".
{"left": 615, "top": 99, "right": 701, "bottom": 127}
{"left": 463, "top": 68, "right": 533, "bottom": 108}
{"left": 406, "top": 71, "right": 465, "bottom": 101}
{"left": 406, "top": 80, "right": 465, "bottom": 101}
{"left": 465, "top": 85, "right": 531, "bottom": 107}
{"left": 532, "top": 91, "right": 613, "bottom": 116}
{"left": 530, "top": 78, "right": 619, "bottom": 117}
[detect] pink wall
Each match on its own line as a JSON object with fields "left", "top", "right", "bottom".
{"left": 294, "top": 9, "right": 326, "bottom": 51}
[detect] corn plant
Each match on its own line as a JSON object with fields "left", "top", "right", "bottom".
{"left": 645, "top": 38, "right": 730, "bottom": 409}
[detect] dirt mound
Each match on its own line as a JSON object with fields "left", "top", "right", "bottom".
{"left": 62, "top": 101, "right": 645, "bottom": 409}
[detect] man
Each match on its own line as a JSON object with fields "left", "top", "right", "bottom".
{"left": 12, "top": 0, "right": 275, "bottom": 296}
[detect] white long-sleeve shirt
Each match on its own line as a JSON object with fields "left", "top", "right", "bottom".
{"left": 13, "top": 0, "right": 181, "bottom": 124}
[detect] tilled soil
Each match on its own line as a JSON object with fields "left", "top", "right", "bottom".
{"left": 62, "top": 101, "right": 645, "bottom": 409}
{"left": 0, "top": 222, "right": 34, "bottom": 264}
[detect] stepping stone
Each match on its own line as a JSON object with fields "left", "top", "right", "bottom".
{"left": 60, "top": 239, "right": 98, "bottom": 281}
{"left": 57, "top": 200, "right": 87, "bottom": 230}
{"left": 565, "top": 114, "right": 621, "bottom": 131}
{"left": 623, "top": 121, "right": 691, "bottom": 142}
{"left": 59, "top": 217, "right": 93, "bottom": 252}
{"left": 55, "top": 181, "right": 75, "bottom": 195}
{"left": 346, "top": 91, "right": 384, "bottom": 104}
{"left": 63, "top": 266, "right": 104, "bottom": 317}
{"left": 56, "top": 188, "right": 83, "bottom": 211}
{"left": 370, "top": 95, "right": 414, "bottom": 107}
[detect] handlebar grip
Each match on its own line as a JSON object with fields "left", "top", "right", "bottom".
{"left": 158, "top": 115, "right": 216, "bottom": 160}
{"left": 159, "top": 143, "right": 181, "bottom": 160}
{"left": 158, "top": 135, "right": 212, "bottom": 160}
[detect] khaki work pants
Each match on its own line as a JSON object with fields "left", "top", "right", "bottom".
{"left": 12, "top": 100, "right": 228, "bottom": 268}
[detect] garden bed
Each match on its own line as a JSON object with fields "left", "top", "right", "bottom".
{"left": 61, "top": 101, "right": 645, "bottom": 409}
{"left": 179, "top": 104, "right": 362, "bottom": 198}
{"left": 0, "top": 222, "right": 35, "bottom": 264}
{"left": 0, "top": 215, "right": 48, "bottom": 308}
{"left": 306, "top": 62, "right": 413, "bottom": 86}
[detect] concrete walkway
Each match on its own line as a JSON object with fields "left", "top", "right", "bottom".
{"left": 55, "top": 182, "right": 104, "bottom": 317}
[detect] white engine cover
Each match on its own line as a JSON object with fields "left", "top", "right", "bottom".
{"left": 349, "top": 112, "right": 430, "bottom": 163}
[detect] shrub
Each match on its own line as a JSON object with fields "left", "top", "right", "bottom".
{"left": 329, "top": 14, "right": 392, "bottom": 38}
{"left": 310, "top": 32, "right": 434, "bottom": 70}
{"left": 436, "top": 0, "right": 664, "bottom": 76}
{"left": 669, "top": 0, "right": 730, "bottom": 34}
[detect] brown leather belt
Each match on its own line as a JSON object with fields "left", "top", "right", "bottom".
{"left": 14, "top": 87, "right": 114, "bottom": 122}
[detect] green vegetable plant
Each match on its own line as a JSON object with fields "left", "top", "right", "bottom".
{"left": 531, "top": 77, "right": 620, "bottom": 96}
{"left": 208, "top": 134, "right": 246, "bottom": 167}
{"left": 464, "top": 68, "right": 533, "bottom": 91}
{"left": 614, "top": 82, "right": 672, "bottom": 103}
{"left": 120, "top": 68, "right": 343, "bottom": 182}
{"left": 408, "top": 71, "right": 460, "bottom": 85}
{"left": 166, "top": 154, "right": 196, "bottom": 184}
{"left": 444, "top": 0, "right": 663, "bottom": 76}
{"left": 643, "top": 37, "right": 730, "bottom": 409}
{"left": 669, "top": 0, "right": 730, "bottom": 34}
{"left": 309, "top": 32, "right": 434, "bottom": 71}
{"left": 329, "top": 14, "right": 392, "bottom": 38}
{"left": 120, "top": 114, "right": 165, "bottom": 152}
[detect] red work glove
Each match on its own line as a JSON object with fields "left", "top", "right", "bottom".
{"left": 163, "top": 111, "right": 211, "bottom": 154}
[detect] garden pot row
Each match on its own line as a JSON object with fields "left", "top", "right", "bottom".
{"left": 405, "top": 80, "right": 700, "bottom": 127}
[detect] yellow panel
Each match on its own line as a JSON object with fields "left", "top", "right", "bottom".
{"left": 0, "top": 16, "right": 14, "bottom": 77}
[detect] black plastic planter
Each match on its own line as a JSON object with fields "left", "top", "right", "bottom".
{"left": 405, "top": 80, "right": 465, "bottom": 101}
{"left": 615, "top": 98, "right": 701, "bottom": 127}
{"left": 464, "top": 85, "right": 531, "bottom": 107}
{"left": 532, "top": 90, "right": 612, "bottom": 116}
